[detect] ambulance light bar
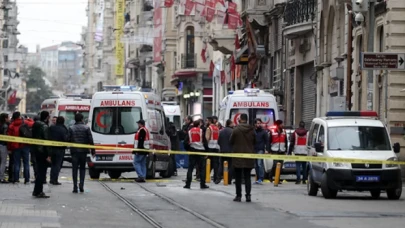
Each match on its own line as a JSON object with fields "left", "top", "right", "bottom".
{"left": 244, "top": 88, "right": 260, "bottom": 96}
{"left": 326, "top": 111, "right": 378, "bottom": 117}
{"left": 228, "top": 91, "right": 234, "bottom": 95}
{"left": 103, "top": 85, "right": 138, "bottom": 91}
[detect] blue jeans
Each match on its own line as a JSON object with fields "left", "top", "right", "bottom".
{"left": 133, "top": 154, "right": 147, "bottom": 179}
{"left": 295, "top": 161, "right": 308, "bottom": 182}
{"left": 255, "top": 150, "right": 264, "bottom": 181}
{"left": 13, "top": 147, "right": 30, "bottom": 182}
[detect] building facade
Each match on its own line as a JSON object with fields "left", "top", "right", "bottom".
{"left": 1, "top": 0, "right": 27, "bottom": 113}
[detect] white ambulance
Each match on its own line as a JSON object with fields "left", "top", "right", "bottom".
{"left": 218, "top": 88, "right": 279, "bottom": 128}
{"left": 40, "top": 95, "right": 92, "bottom": 126}
{"left": 87, "top": 86, "right": 173, "bottom": 179}
{"left": 40, "top": 95, "right": 91, "bottom": 163}
{"left": 162, "top": 102, "right": 182, "bottom": 131}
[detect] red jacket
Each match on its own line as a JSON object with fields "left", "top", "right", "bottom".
{"left": 7, "top": 118, "right": 35, "bottom": 150}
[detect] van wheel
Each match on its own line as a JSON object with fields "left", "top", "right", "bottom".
{"left": 89, "top": 168, "right": 100, "bottom": 179}
{"left": 321, "top": 173, "right": 337, "bottom": 199}
{"left": 161, "top": 158, "right": 174, "bottom": 178}
{"left": 108, "top": 171, "right": 121, "bottom": 179}
{"left": 387, "top": 182, "right": 402, "bottom": 200}
{"left": 370, "top": 190, "right": 381, "bottom": 199}
{"left": 307, "top": 170, "right": 318, "bottom": 196}
{"left": 146, "top": 156, "right": 156, "bottom": 179}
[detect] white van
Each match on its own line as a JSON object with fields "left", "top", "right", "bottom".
{"left": 306, "top": 111, "right": 402, "bottom": 199}
{"left": 87, "top": 86, "right": 173, "bottom": 179}
{"left": 41, "top": 96, "right": 91, "bottom": 163}
{"left": 218, "top": 88, "right": 279, "bottom": 126}
{"left": 162, "top": 102, "right": 182, "bottom": 131}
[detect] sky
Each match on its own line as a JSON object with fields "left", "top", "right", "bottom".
{"left": 17, "top": 0, "right": 88, "bottom": 52}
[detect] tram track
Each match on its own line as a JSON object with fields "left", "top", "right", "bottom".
{"left": 99, "top": 181, "right": 227, "bottom": 228}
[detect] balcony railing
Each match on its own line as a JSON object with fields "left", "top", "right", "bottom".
{"left": 284, "top": 0, "right": 316, "bottom": 27}
{"left": 181, "top": 53, "right": 197, "bottom": 69}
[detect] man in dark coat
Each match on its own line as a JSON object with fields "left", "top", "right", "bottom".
{"left": 68, "top": 113, "right": 95, "bottom": 193}
{"left": 218, "top": 119, "right": 234, "bottom": 185}
{"left": 32, "top": 111, "right": 51, "bottom": 198}
{"left": 49, "top": 116, "right": 68, "bottom": 185}
{"left": 167, "top": 122, "right": 179, "bottom": 176}
{"left": 230, "top": 113, "right": 255, "bottom": 202}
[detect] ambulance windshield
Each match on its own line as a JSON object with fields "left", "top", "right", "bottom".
{"left": 230, "top": 109, "right": 275, "bottom": 127}
{"left": 59, "top": 111, "right": 89, "bottom": 127}
{"left": 92, "top": 107, "right": 143, "bottom": 135}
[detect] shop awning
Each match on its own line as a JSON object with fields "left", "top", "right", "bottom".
{"left": 172, "top": 71, "right": 197, "bottom": 78}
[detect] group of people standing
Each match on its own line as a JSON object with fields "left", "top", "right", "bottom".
{"left": 179, "top": 114, "right": 309, "bottom": 202}
{"left": 0, "top": 111, "right": 95, "bottom": 198}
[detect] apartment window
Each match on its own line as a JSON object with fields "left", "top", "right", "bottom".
{"left": 185, "top": 27, "right": 195, "bottom": 68}
{"left": 4, "top": 55, "right": 8, "bottom": 62}
{"left": 174, "top": 51, "right": 177, "bottom": 70}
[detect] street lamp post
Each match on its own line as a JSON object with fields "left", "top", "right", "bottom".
{"left": 367, "top": 0, "right": 376, "bottom": 110}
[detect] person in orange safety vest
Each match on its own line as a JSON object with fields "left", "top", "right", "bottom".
{"left": 184, "top": 120, "right": 209, "bottom": 190}
{"left": 289, "top": 121, "right": 308, "bottom": 184}
{"left": 268, "top": 119, "right": 288, "bottom": 183}
{"left": 205, "top": 117, "right": 221, "bottom": 184}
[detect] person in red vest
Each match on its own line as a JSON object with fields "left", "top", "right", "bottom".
{"left": 268, "top": 119, "right": 288, "bottom": 183}
{"left": 289, "top": 121, "right": 308, "bottom": 184}
{"left": 205, "top": 116, "right": 221, "bottom": 184}
{"left": 133, "top": 119, "right": 150, "bottom": 183}
{"left": 184, "top": 120, "right": 209, "bottom": 189}
{"left": 7, "top": 112, "right": 34, "bottom": 184}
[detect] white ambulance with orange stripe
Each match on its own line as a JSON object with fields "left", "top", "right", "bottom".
{"left": 86, "top": 86, "right": 173, "bottom": 179}
{"left": 40, "top": 95, "right": 91, "bottom": 163}
{"left": 218, "top": 88, "right": 279, "bottom": 127}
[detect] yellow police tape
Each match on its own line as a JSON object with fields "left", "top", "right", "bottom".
{"left": 0, "top": 135, "right": 404, "bottom": 165}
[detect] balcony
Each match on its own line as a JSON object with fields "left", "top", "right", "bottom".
{"left": 181, "top": 53, "right": 196, "bottom": 69}
{"left": 208, "top": 23, "right": 235, "bottom": 55}
{"left": 283, "top": 0, "right": 316, "bottom": 39}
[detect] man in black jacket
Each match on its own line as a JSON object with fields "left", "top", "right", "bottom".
{"left": 49, "top": 116, "right": 68, "bottom": 185}
{"left": 32, "top": 111, "right": 51, "bottom": 198}
{"left": 218, "top": 119, "right": 234, "bottom": 185}
{"left": 254, "top": 118, "right": 270, "bottom": 184}
{"left": 68, "top": 113, "right": 95, "bottom": 193}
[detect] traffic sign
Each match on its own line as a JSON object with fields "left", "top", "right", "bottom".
{"left": 361, "top": 52, "right": 405, "bottom": 71}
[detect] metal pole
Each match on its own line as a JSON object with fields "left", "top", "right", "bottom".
{"left": 346, "top": 6, "right": 353, "bottom": 111}
{"left": 5, "top": 89, "right": 8, "bottom": 113}
{"left": 384, "top": 70, "right": 388, "bottom": 124}
{"left": 367, "top": 0, "right": 376, "bottom": 110}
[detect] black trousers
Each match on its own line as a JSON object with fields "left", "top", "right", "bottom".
{"left": 33, "top": 151, "right": 48, "bottom": 195}
{"left": 30, "top": 149, "right": 37, "bottom": 179}
{"left": 219, "top": 157, "right": 233, "bottom": 185}
{"left": 170, "top": 154, "right": 177, "bottom": 172}
{"left": 186, "top": 152, "right": 206, "bottom": 187}
{"left": 234, "top": 168, "right": 252, "bottom": 197}
{"left": 8, "top": 153, "right": 14, "bottom": 182}
{"left": 50, "top": 149, "right": 64, "bottom": 183}
{"left": 209, "top": 148, "right": 220, "bottom": 182}
{"left": 72, "top": 153, "right": 87, "bottom": 189}
{"left": 270, "top": 159, "right": 284, "bottom": 181}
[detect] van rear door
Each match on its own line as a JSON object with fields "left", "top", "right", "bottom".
{"left": 91, "top": 94, "right": 118, "bottom": 162}
{"left": 113, "top": 93, "right": 143, "bottom": 162}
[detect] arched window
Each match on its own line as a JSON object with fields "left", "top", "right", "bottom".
{"left": 185, "top": 26, "right": 195, "bottom": 68}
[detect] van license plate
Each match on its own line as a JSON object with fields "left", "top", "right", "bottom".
{"left": 96, "top": 155, "right": 114, "bottom": 161}
{"left": 355, "top": 176, "right": 380, "bottom": 182}
{"left": 284, "top": 163, "right": 296, "bottom": 168}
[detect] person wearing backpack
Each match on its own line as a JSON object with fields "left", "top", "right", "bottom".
{"left": 7, "top": 112, "right": 34, "bottom": 184}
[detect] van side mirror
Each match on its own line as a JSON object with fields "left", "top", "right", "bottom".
{"left": 393, "top": 143, "right": 400, "bottom": 153}
{"left": 314, "top": 142, "right": 323, "bottom": 153}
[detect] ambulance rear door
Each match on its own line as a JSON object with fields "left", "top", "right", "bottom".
{"left": 90, "top": 93, "right": 119, "bottom": 162}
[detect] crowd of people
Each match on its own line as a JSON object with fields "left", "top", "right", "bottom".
{"left": 0, "top": 111, "right": 95, "bottom": 198}
{"left": 176, "top": 115, "right": 309, "bottom": 202}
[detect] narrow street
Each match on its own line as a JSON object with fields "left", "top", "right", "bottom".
{"left": 1, "top": 167, "right": 404, "bottom": 228}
